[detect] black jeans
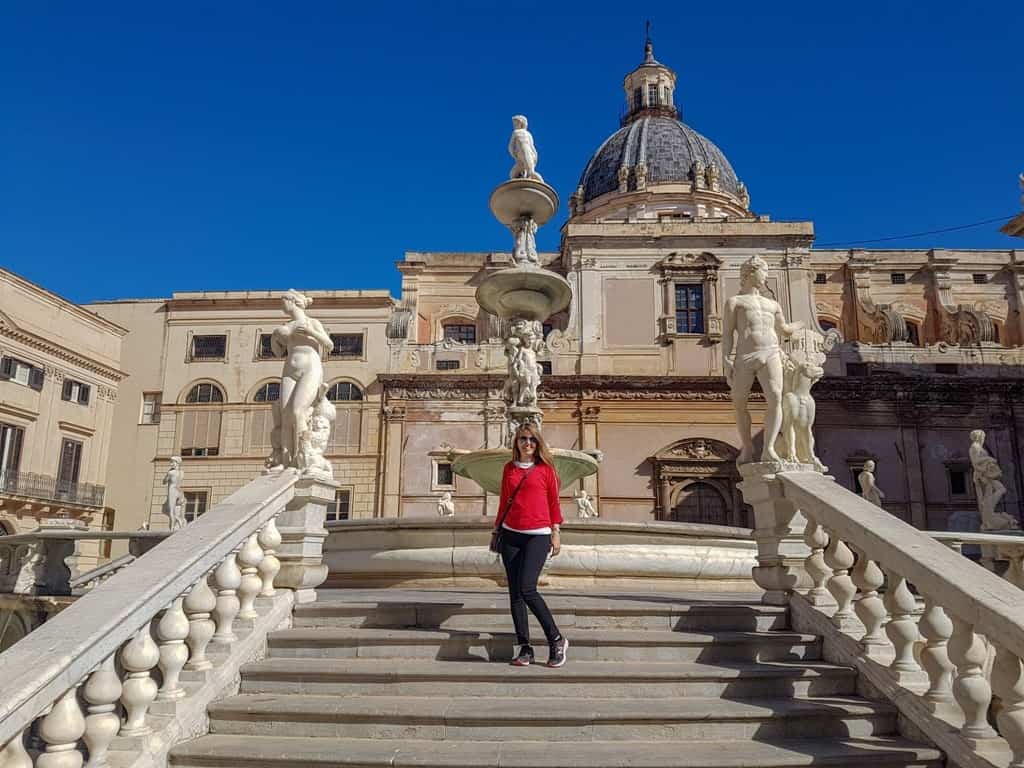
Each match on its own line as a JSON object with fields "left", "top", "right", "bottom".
{"left": 499, "top": 529, "right": 561, "bottom": 647}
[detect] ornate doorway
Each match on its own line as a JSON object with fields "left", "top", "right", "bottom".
{"left": 650, "top": 438, "right": 748, "bottom": 527}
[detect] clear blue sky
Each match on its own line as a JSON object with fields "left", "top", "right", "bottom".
{"left": 2, "top": 1, "right": 1021, "bottom": 303}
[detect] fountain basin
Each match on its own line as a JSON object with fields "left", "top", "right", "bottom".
{"left": 451, "top": 448, "right": 600, "bottom": 495}
{"left": 475, "top": 267, "right": 572, "bottom": 322}
{"left": 489, "top": 178, "right": 559, "bottom": 227}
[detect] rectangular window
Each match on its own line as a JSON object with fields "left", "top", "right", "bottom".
{"left": 183, "top": 491, "right": 209, "bottom": 523}
{"left": 905, "top": 323, "right": 920, "bottom": 346}
{"left": 56, "top": 438, "right": 83, "bottom": 496}
{"left": 443, "top": 324, "right": 476, "bottom": 344}
{"left": 539, "top": 360, "right": 553, "bottom": 375}
{"left": 935, "top": 363, "right": 959, "bottom": 375}
{"left": 0, "top": 423, "right": 24, "bottom": 482}
{"left": 851, "top": 468, "right": 864, "bottom": 495}
{"left": 61, "top": 379, "right": 90, "bottom": 405}
{"left": 436, "top": 462, "right": 454, "bottom": 487}
{"left": 436, "top": 360, "right": 460, "bottom": 371}
{"left": 814, "top": 272, "right": 828, "bottom": 285}
{"left": 890, "top": 273, "right": 906, "bottom": 285}
{"left": 0, "top": 356, "right": 44, "bottom": 390}
{"left": 141, "top": 393, "right": 162, "bottom": 424}
{"left": 949, "top": 469, "right": 968, "bottom": 497}
{"left": 257, "top": 333, "right": 280, "bottom": 359}
{"left": 329, "top": 333, "right": 364, "bottom": 358}
{"left": 180, "top": 410, "right": 222, "bottom": 457}
{"left": 845, "top": 362, "right": 868, "bottom": 377}
{"left": 326, "top": 489, "right": 351, "bottom": 522}
{"left": 633, "top": 87, "right": 642, "bottom": 110}
{"left": 973, "top": 273, "right": 988, "bottom": 285}
{"left": 647, "top": 83, "right": 658, "bottom": 105}
{"left": 674, "top": 284, "right": 705, "bottom": 334}
{"left": 191, "top": 335, "right": 227, "bottom": 360}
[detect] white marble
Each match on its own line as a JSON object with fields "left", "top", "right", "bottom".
{"left": 779, "top": 356, "right": 826, "bottom": 472}
{"left": 723, "top": 255, "right": 804, "bottom": 464}
{"left": 970, "top": 429, "right": 1020, "bottom": 531}
{"left": 858, "top": 460, "right": 885, "bottom": 508}
{"left": 511, "top": 215, "right": 539, "bottom": 266}
{"left": 502, "top": 319, "right": 542, "bottom": 411}
{"left": 508, "top": 115, "right": 542, "bottom": 182}
{"left": 575, "top": 489, "right": 598, "bottom": 519}
{"left": 267, "top": 290, "right": 335, "bottom": 478}
{"left": 161, "top": 457, "right": 185, "bottom": 531}
{"left": 436, "top": 492, "right": 455, "bottom": 518}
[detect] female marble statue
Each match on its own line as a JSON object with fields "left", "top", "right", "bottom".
{"left": 858, "top": 460, "right": 885, "bottom": 508}
{"left": 969, "top": 429, "right": 1019, "bottom": 530}
{"left": 269, "top": 290, "right": 334, "bottom": 473}
{"left": 162, "top": 457, "right": 186, "bottom": 530}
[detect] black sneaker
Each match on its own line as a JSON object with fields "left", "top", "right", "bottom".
{"left": 547, "top": 636, "right": 569, "bottom": 668}
{"left": 511, "top": 644, "right": 535, "bottom": 666}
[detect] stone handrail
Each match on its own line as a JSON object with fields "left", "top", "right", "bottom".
{"left": 69, "top": 553, "right": 137, "bottom": 592}
{"left": 739, "top": 464, "right": 1024, "bottom": 767}
{"left": 929, "top": 530, "right": 1024, "bottom": 589}
{"left": 0, "top": 470, "right": 334, "bottom": 766}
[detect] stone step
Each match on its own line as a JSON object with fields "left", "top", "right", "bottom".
{"left": 207, "top": 693, "right": 898, "bottom": 742}
{"left": 169, "top": 734, "right": 944, "bottom": 767}
{"left": 294, "top": 599, "right": 789, "bottom": 632}
{"left": 266, "top": 627, "right": 819, "bottom": 663}
{"left": 239, "top": 658, "right": 858, "bottom": 699}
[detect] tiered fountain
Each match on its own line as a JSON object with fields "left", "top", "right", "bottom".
{"left": 451, "top": 115, "right": 600, "bottom": 495}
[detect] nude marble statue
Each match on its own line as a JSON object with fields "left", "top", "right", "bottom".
{"left": 161, "top": 456, "right": 186, "bottom": 530}
{"left": 858, "top": 460, "right": 885, "bottom": 508}
{"left": 970, "top": 429, "right": 1020, "bottom": 531}
{"left": 437, "top": 492, "right": 455, "bottom": 517}
{"left": 511, "top": 215, "right": 539, "bottom": 266}
{"left": 723, "top": 255, "right": 803, "bottom": 464}
{"left": 508, "top": 115, "right": 542, "bottom": 182}
{"left": 575, "top": 489, "right": 598, "bottom": 519}
{"left": 502, "top": 320, "right": 542, "bottom": 410}
{"left": 268, "top": 290, "right": 335, "bottom": 477}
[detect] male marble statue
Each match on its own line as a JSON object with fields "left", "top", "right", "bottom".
{"left": 858, "top": 460, "right": 885, "bottom": 508}
{"left": 508, "top": 115, "right": 542, "bottom": 182}
{"left": 437, "top": 492, "right": 455, "bottom": 517}
{"left": 970, "top": 429, "right": 1020, "bottom": 531}
{"left": 161, "top": 456, "right": 186, "bottom": 530}
{"left": 723, "top": 255, "right": 803, "bottom": 464}
{"left": 267, "top": 290, "right": 335, "bottom": 478}
{"left": 575, "top": 489, "right": 598, "bottom": 519}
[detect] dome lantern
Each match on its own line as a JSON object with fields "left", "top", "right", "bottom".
{"left": 622, "top": 27, "right": 678, "bottom": 126}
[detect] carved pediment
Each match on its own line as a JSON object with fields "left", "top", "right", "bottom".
{"left": 656, "top": 252, "right": 722, "bottom": 274}
{"left": 654, "top": 437, "right": 738, "bottom": 463}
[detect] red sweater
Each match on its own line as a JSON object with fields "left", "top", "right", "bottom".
{"left": 496, "top": 462, "right": 563, "bottom": 531}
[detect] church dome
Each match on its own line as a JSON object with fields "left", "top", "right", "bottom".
{"left": 577, "top": 116, "right": 742, "bottom": 204}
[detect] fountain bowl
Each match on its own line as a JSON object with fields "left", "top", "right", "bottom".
{"left": 451, "top": 447, "right": 600, "bottom": 496}
{"left": 475, "top": 267, "right": 572, "bottom": 322}
{"left": 489, "top": 178, "right": 559, "bottom": 227}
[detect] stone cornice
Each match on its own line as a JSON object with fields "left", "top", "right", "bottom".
{"left": 0, "top": 323, "right": 127, "bottom": 383}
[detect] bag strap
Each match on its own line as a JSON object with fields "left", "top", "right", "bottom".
{"left": 496, "top": 465, "right": 535, "bottom": 529}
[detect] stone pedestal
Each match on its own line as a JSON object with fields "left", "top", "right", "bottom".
{"left": 275, "top": 475, "right": 335, "bottom": 603}
{"left": 737, "top": 461, "right": 813, "bottom": 605}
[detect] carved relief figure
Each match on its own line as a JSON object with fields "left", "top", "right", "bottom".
{"left": 268, "top": 290, "right": 335, "bottom": 476}
{"left": 778, "top": 356, "right": 827, "bottom": 472}
{"left": 511, "top": 215, "right": 540, "bottom": 266}
{"left": 508, "top": 115, "right": 542, "bottom": 182}
{"left": 969, "top": 430, "right": 1020, "bottom": 531}
{"left": 575, "top": 489, "right": 598, "bottom": 519}
{"left": 437, "top": 492, "right": 455, "bottom": 517}
{"left": 295, "top": 384, "right": 336, "bottom": 479}
{"left": 723, "top": 255, "right": 803, "bottom": 464}
{"left": 502, "top": 320, "right": 542, "bottom": 410}
{"left": 858, "top": 460, "right": 885, "bottom": 508}
{"left": 161, "top": 456, "right": 186, "bottom": 530}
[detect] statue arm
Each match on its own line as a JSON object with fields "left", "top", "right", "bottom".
{"left": 309, "top": 320, "right": 334, "bottom": 356}
{"left": 722, "top": 298, "right": 737, "bottom": 373}
{"left": 774, "top": 305, "right": 804, "bottom": 337}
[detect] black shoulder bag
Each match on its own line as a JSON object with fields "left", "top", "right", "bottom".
{"left": 489, "top": 465, "right": 535, "bottom": 554}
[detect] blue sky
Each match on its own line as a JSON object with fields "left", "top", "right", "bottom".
{"left": 2, "top": 1, "right": 1021, "bottom": 303}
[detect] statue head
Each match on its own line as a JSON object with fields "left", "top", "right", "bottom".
{"left": 282, "top": 289, "right": 313, "bottom": 316}
{"left": 170, "top": 456, "right": 182, "bottom": 469}
{"left": 740, "top": 255, "right": 769, "bottom": 290}
{"left": 863, "top": 460, "right": 875, "bottom": 472}
{"left": 441, "top": 492, "right": 451, "bottom": 502}
{"left": 971, "top": 429, "right": 986, "bottom": 445}
{"left": 512, "top": 114, "right": 528, "bottom": 130}
{"left": 577, "top": 489, "right": 588, "bottom": 500}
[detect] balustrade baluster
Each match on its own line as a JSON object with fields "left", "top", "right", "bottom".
{"left": 257, "top": 518, "right": 282, "bottom": 597}
{"left": 118, "top": 624, "right": 159, "bottom": 736}
{"left": 82, "top": 655, "right": 121, "bottom": 768}
{"left": 802, "top": 515, "right": 833, "bottom": 606}
{"left": 210, "top": 550, "right": 242, "bottom": 645}
{"left": 948, "top": 617, "right": 998, "bottom": 742}
{"left": 156, "top": 595, "right": 189, "bottom": 700}
{"left": 37, "top": 684, "right": 86, "bottom": 768}
{"left": 917, "top": 596, "right": 955, "bottom": 713}
{"left": 183, "top": 571, "right": 217, "bottom": 671}
{"left": 823, "top": 531, "right": 859, "bottom": 631}
{"left": 851, "top": 549, "right": 887, "bottom": 654}
{"left": 236, "top": 533, "right": 263, "bottom": 620}
{"left": 0, "top": 726, "right": 34, "bottom": 768}
{"left": 883, "top": 571, "right": 924, "bottom": 684}
{"left": 992, "top": 644, "right": 1024, "bottom": 767}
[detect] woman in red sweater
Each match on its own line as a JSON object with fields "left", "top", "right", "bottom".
{"left": 496, "top": 424, "right": 568, "bottom": 667}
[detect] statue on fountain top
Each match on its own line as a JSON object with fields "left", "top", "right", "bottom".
{"left": 508, "top": 115, "right": 543, "bottom": 183}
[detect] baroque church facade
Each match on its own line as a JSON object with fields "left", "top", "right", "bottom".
{"left": 5, "top": 40, "right": 1021, "bottom": 545}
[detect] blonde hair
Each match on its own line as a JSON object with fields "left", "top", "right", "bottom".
{"left": 512, "top": 423, "right": 557, "bottom": 471}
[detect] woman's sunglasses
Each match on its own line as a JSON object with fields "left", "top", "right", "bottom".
{"left": 517, "top": 436, "right": 538, "bottom": 444}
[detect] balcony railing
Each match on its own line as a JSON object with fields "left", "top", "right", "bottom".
{"left": 0, "top": 471, "right": 105, "bottom": 507}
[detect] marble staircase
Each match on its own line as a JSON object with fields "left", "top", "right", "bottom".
{"left": 169, "top": 589, "right": 943, "bottom": 768}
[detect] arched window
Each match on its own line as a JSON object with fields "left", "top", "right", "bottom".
{"left": 327, "top": 382, "right": 363, "bottom": 402}
{"left": 185, "top": 383, "right": 224, "bottom": 404}
{"left": 253, "top": 382, "right": 280, "bottom": 402}
{"left": 181, "top": 382, "right": 225, "bottom": 456}
{"left": 442, "top": 321, "right": 476, "bottom": 344}
{"left": 671, "top": 481, "right": 730, "bottom": 526}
